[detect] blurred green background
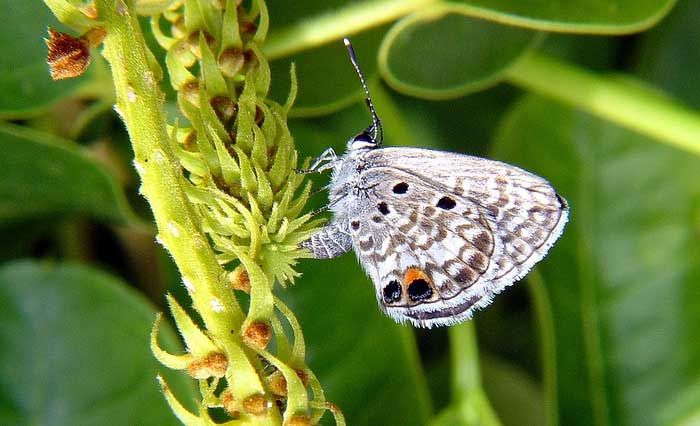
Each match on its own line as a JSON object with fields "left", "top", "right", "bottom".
{"left": 1, "top": 0, "right": 699, "bottom": 425}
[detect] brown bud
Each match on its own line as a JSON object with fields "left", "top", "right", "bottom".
{"left": 46, "top": 29, "right": 90, "bottom": 80}
{"left": 218, "top": 48, "right": 245, "bottom": 78}
{"left": 230, "top": 267, "right": 250, "bottom": 293}
{"left": 240, "top": 21, "right": 257, "bottom": 36}
{"left": 243, "top": 321, "right": 271, "bottom": 349}
{"left": 266, "top": 371, "right": 287, "bottom": 397}
{"left": 295, "top": 368, "right": 309, "bottom": 387}
{"left": 186, "top": 352, "right": 228, "bottom": 379}
{"left": 182, "top": 130, "right": 197, "bottom": 151}
{"left": 285, "top": 415, "right": 311, "bottom": 426}
{"left": 254, "top": 105, "right": 264, "bottom": 126}
{"left": 180, "top": 80, "right": 200, "bottom": 106}
{"left": 220, "top": 389, "right": 239, "bottom": 417}
{"left": 267, "top": 368, "right": 310, "bottom": 397}
{"left": 242, "top": 393, "right": 271, "bottom": 415}
{"left": 211, "top": 96, "right": 237, "bottom": 122}
{"left": 187, "top": 31, "right": 215, "bottom": 59}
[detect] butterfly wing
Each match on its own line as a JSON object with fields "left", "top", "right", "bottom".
{"left": 349, "top": 147, "right": 568, "bottom": 328}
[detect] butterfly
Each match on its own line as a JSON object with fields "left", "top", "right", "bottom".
{"left": 301, "top": 38, "right": 569, "bottom": 328}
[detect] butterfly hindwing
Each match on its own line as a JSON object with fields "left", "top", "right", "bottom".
{"left": 347, "top": 148, "right": 568, "bottom": 327}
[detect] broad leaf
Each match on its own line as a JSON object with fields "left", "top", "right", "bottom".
{"left": 634, "top": 0, "right": 700, "bottom": 109}
{"left": 492, "top": 95, "right": 700, "bottom": 426}
{"left": 0, "top": 260, "right": 196, "bottom": 426}
{"left": 0, "top": 122, "right": 133, "bottom": 225}
{"left": 379, "top": 5, "right": 539, "bottom": 99}
{"left": 455, "top": 0, "right": 675, "bottom": 33}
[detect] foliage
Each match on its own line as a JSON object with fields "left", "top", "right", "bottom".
{"left": 1, "top": 0, "right": 699, "bottom": 425}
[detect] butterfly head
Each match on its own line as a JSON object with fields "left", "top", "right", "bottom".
{"left": 348, "top": 128, "right": 380, "bottom": 152}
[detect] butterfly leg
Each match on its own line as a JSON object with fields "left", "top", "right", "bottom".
{"left": 297, "top": 147, "right": 338, "bottom": 174}
{"left": 300, "top": 220, "right": 352, "bottom": 259}
{"left": 309, "top": 183, "right": 332, "bottom": 198}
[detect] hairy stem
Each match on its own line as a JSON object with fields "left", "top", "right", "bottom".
{"left": 93, "top": 0, "right": 274, "bottom": 418}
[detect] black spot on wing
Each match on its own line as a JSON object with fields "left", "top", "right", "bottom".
{"left": 383, "top": 280, "right": 402, "bottom": 304}
{"left": 393, "top": 182, "right": 409, "bottom": 194}
{"left": 437, "top": 196, "right": 456, "bottom": 210}
{"left": 407, "top": 279, "right": 432, "bottom": 302}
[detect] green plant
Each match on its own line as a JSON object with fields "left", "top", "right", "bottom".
{"left": 2, "top": 0, "right": 699, "bottom": 425}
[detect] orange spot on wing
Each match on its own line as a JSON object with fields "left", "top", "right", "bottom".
{"left": 403, "top": 267, "right": 431, "bottom": 286}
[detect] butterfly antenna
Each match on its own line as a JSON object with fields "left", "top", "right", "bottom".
{"left": 344, "top": 37, "right": 383, "bottom": 144}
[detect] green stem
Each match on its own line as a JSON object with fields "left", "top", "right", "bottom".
{"left": 449, "top": 323, "right": 480, "bottom": 399}
{"left": 505, "top": 53, "right": 700, "bottom": 156}
{"left": 263, "top": 0, "right": 437, "bottom": 59}
{"left": 93, "top": 0, "right": 274, "bottom": 417}
{"left": 527, "top": 270, "right": 558, "bottom": 426}
{"left": 448, "top": 323, "right": 502, "bottom": 426}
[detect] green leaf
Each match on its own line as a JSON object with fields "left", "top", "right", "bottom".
{"left": 263, "top": 0, "right": 675, "bottom": 75}
{"left": 269, "top": 27, "right": 386, "bottom": 117}
{"left": 0, "top": 260, "right": 196, "bottom": 426}
{"left": 378, "top": 5, "right": 540, "bottom": 99}
{"left": 537, "top": 34, "right": 620, "bottom": 71}
{"left": 492, "top": 95, "right": 700, "bottom": 426}
{"left": 658, "top": 379, "right": 700, "bottom": 426}
{"left": 0, "top": 1, "right": 90, "bottom": 118}
{"left": 0, "top": 219, "right": 54, "bottom": 262}
{"left": 634, "top": 0, "right": 700, "bottom": 109}
{"left": 454, "top": 0, "right": 676, "bottom": 33}
{"left": 480, "top": 355, "right": 545, "bottom": 426}
{"left": 0, "top": 122, "right": 134, "bottom": 225}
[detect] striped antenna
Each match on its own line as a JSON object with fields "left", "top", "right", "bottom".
{"left": 343, "top": 37, "right": 383, "bottom": 144}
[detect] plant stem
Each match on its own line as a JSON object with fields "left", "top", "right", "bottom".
{"left": 94, "top": 0, "right": 271, "bottom": 411}
{"left": 449, "top": 323, "right": 480, "bottom": 399}
{"left": 527, "top": 270, "right": 559, "bottom": 426}
{"left": 448, "top": 323, "right": 502, "bottom": 426}
{"left": 505, "top": 52, "right": 700, "bottom": 156}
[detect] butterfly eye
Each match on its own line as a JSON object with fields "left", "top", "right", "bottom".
{"left": 349, "top": 130, "right": 377, "bottom": 150}
{"left": 353, "top": 131, "right": 373, "bottom": 143}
